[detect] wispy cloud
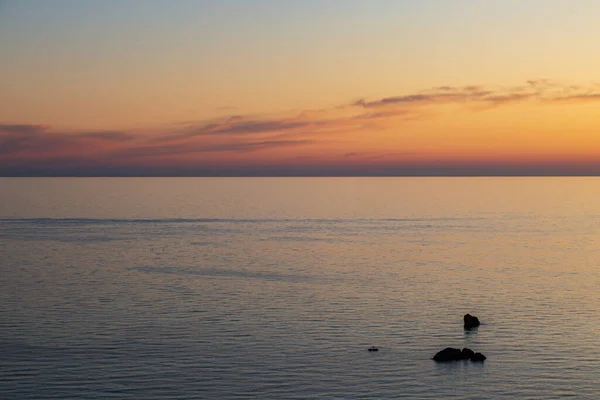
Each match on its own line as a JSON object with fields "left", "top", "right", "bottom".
{"left": 354, "top": 86, "right": 493, "bottom": 108}
{"left": 184, "top": 119, "right": 318, "bottom": 137}
{"left": 355, "top": 80, "right": 600, "bottom": 108}
{"left": 80, "top": 131, "right": 135, "bottom": 141}
{"left": 0, "top": 125, "right": 140, "bottom": 156}
{"left": 3, "top": 79, "right": 600, "bottom": 175}
{"left": 0, "top": 124, "right": 48, "bottom": 134}
{"left": 111, "top": 139, "right": 316, "bottom": 159}
{"left": 547, "top": 93, "right": 600, "bottom": 103}
{"left": 198, "top": 139, "right": 316, "bottom": 153}
{"left": 165, "top": 110, "right": 400, "bottom": 141}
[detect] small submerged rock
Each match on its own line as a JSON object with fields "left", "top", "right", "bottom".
{"left": 368, "top": 346, "right": 379, "bottom": 352}
{"left": 432, "top": 347, "right": 462, "bottom": 362}
{"left": 463, "top": 314, "right": 481, "bottom": 329}
{"left": 460, "top": 348, "right": 475, "bottom": 359}
{"left": 432, "top": 347, "right": 486, "bottom": 362}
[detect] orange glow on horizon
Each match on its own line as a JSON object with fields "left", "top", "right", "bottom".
{"left": 2, "top": 80, "right": 600, "bottom": 175}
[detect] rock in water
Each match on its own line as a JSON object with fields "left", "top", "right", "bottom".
{"left": 460, "top": 348, "right": 475, "bottom": 360}
{"left": 432, "top": 347, "right": 463, "bottom": 362}
{"left": 368, "top": 346, "right": 379, "bottom": 352}
{"left": 464, "top": 313, "right": 481, "bottom": 329}
{"left": 433, "top": 347, "right": 486, "bottom": 362}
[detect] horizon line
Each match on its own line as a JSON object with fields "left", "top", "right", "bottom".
{"left": 3, "top": 173, "right": 600, "bottom": 178}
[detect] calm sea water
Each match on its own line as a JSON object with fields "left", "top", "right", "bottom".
{"left": 1, "top": 177, "right": 600, "bottom": 399}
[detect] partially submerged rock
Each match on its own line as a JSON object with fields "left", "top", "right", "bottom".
{"left": 432, "top": 347, "right": 463, "bottom": 362}
{"left": 432, "top": 347, "right": 486, "bottom": 362}
{"left": 460, "top": 348, "right": 475, "bottom": 360}
{"left": 463, "top": 314, "right": 481, "bottom": 329}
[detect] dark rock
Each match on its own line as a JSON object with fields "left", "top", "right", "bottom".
{"left": 433, "top": 347, "right": 487, "bottom": 362}
{"left": 432, "top": 347, "right": 463, "bottom": 362}
{"left": 368, "top": 346, "right": 379, "bottom": 352}
{"left": 463, "top": 314, "right": 480, "bottom": 329}
{"left": 460, "top": 348, "right": 475, "bottom": 360}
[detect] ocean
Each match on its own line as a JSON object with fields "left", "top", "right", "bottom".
{"left": 1, "top": 177, "right": 600, "bottom": 399}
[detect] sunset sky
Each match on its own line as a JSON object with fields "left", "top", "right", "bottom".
{"left": 2, "top": 0, "right": 600, "bottom": 176}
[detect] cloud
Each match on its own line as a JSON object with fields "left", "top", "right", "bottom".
{"left": 341, "top": 151, "right": 418, "bottom": 161}
{"left": 0, "top": 125, "right": 139, "bottom": 156}
{"left": 150, "top": 117, "right": 309, "bottom": 141}
{"left": 354, "top": 80, "right": 600, "bottom": 109}
{"left": 80, "top": 131, "right": 135, "bottom": 141}
{"left": 190, "top": 119, "right": 315, "bottom": 136}
{"left": 159, "top": 112, "right": 389, "bottom": 143}
{"left": 354, "top": 86, "right": 494, "bottom": 108}
{"left": 0, "top": 124, "right": 48, "bottom": 134}
{"left": 110, "top": 138, "right": 316, "bottom": 159}
{"left": 0, "top": 134, "right": 70, "bottom": 155}
{"left": 548, "top": 93, "right": 600, "bottom": 103}
{"left": 199, "top": 139, "right": 316, "bottom": 153}
{"left": 353, "top": 109, "right": 415, "bottom": 120}
{"left": 3, "top": 79, "right": 600, "bottom": 176}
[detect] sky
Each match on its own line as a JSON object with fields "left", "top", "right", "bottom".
{"left": 1, "top": 0, "right": 600, "bottom": 176}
